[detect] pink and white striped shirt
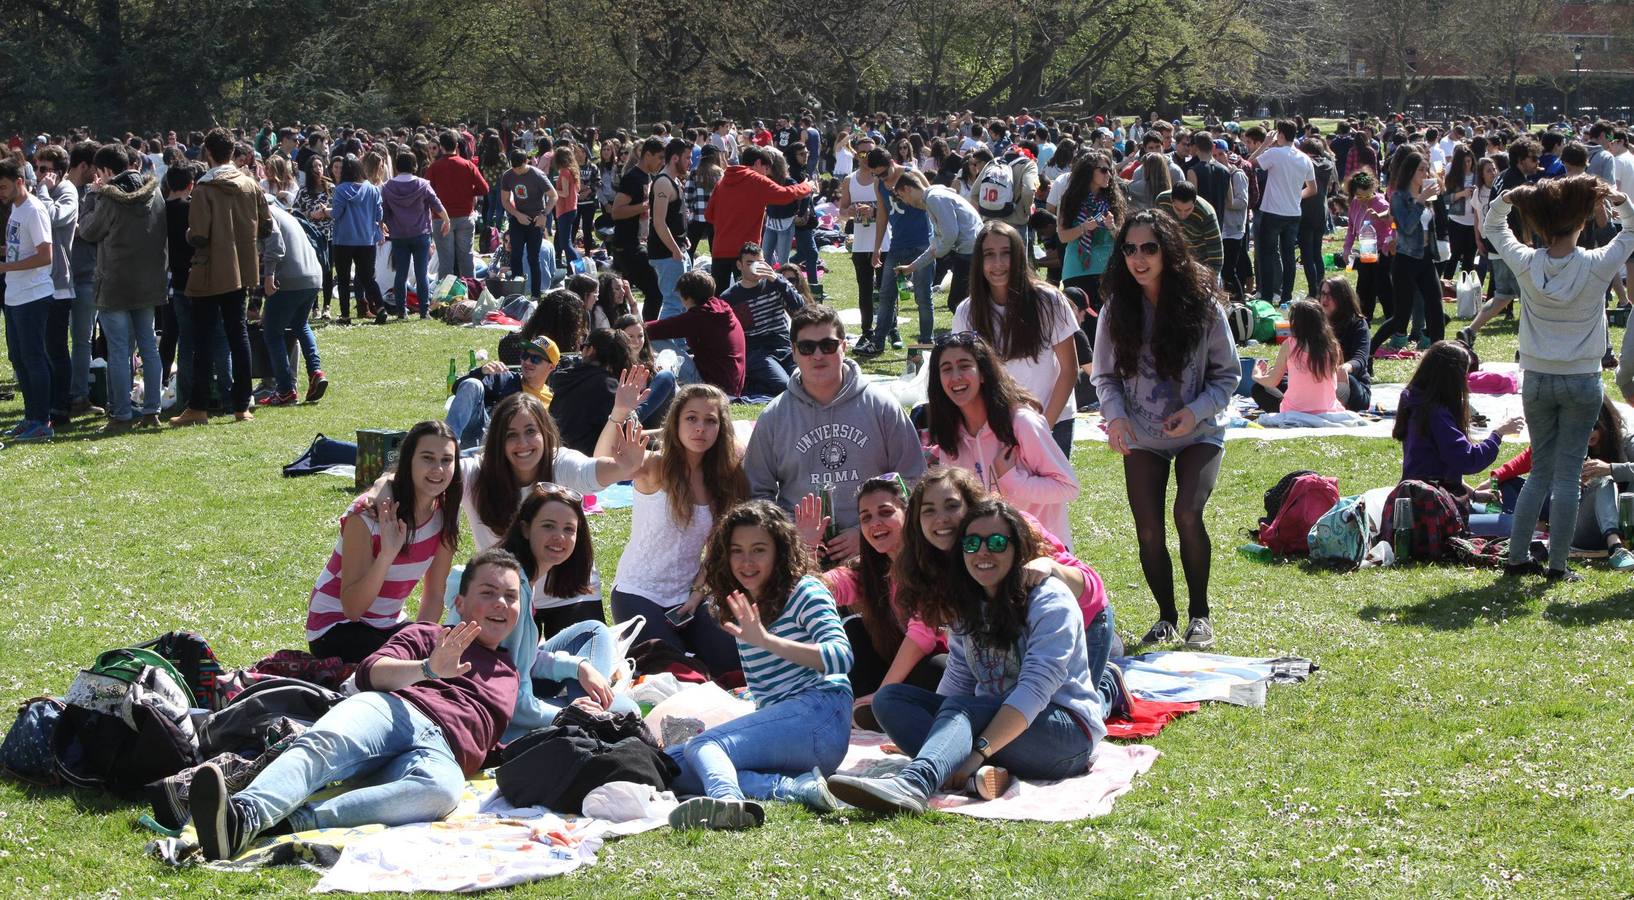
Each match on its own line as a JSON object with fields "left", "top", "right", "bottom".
{"left": 305, "top": 498, "right": 449, "bottom": 641}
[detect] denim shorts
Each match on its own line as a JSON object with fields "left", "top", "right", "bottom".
{"left": 1490, "top": 256, "right": 1519, "bottom": 298}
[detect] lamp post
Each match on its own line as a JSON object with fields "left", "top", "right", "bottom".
{"left": 1573, "top": 42, "right": 1585, "bottom": 118}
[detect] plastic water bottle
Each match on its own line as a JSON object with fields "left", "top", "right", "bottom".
{"left": 1357, "top": 221, "right": 1378, "bottom": 264}
{"left": 1393, "top": 497, "right": 1414, "bottom": 561}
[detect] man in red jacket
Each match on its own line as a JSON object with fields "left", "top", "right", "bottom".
{"left": 426, "top": 131, "right": 490, "bottom": 280}
{"left": 704, "top": 145, "right": 812, "bottom": 292}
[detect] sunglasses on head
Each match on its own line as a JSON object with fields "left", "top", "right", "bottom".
{"left": 961, "top": 533, "right": 1011, "bottom": 554}
{"left": 1121, "top": 241, "right": 1161, "bottom": 258}
{"left": 795, "top": 337, "right": 843, "bottom": 356}
{"left": 530, "top": 482, "right": 584, "bottom": 505}
{"left": 933, "top": 330, "right": 980, "bottom": 348}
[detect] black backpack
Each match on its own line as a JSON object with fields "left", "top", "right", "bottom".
{"left": 496, "top": 723, "right": 677, "bottom": 814}
{"left": 53, "top": 648, "right": 200, "bottom": 796}
{"left": 139, "top": 631, "right": 227, "bottom": 711}
{"left": 196, "top": 677, "right": 344, "bottom": 758}
{"left": 1263, "top": 470, "right": 1319, "bottom": 524}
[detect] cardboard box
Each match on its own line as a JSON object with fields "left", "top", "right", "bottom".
{"left": 355, "top": 429, "right": 407, "bottom": 491}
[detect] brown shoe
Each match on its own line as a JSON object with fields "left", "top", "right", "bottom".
{"left": 233, "top": 410, "right": 255, "bottom": 422}
{"left": 100, "top": 417, "right": 136, "bottom": 435}
{"left": 169, "top": 409, "right": 211, "bottom": 428}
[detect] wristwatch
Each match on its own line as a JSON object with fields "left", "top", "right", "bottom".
{"left": 974, "top": 737, "right": 990, "bottom": 759}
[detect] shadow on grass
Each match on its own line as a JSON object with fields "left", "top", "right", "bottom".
{"left": 1358, "top": 576, "right": 1541, "bottom": 630}
{"left": 1545, "top": 590, "right": 1634, "bottom": 626}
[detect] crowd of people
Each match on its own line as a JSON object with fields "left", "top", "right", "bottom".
{"left": 7, "top": 103, "right": 1634, "bottom": 846}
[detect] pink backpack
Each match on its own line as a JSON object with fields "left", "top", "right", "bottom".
{"left": 1258, "top": 474, "right": 1341, "bottom": 555}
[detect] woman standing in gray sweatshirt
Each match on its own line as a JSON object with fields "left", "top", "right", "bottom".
{"left": 1091, "top": 209, "right": 1239, "bottom": 650}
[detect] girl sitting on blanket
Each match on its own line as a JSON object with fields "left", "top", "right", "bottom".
{"left": 1394, "top": 341, "right": 1523, "bottom": 508}
{"left": 306, "top": 421, "right": 461, "bottom": 664}
{"left": 446, "top": 483, "right": 641, "bottom": 741}
{"left": 605, "top": 382, "right": 748, "bottom": 677}
{"left": 894, "top": 467, "right": 1125, "bottom": 721}
{"left": 924, "top": 332, "right": 1080, "bottom": 547}
{"left": 666, "top": 501, "right": 854, "bottom": 831}
{"left": 1250, "top": 298, "right": 1344, "bottom": 416}
{"left": 795, "top": 474, "right": 950, "bottom": 728}
{"left": 824, "top": 499, "right": 1107, "bottom": 815}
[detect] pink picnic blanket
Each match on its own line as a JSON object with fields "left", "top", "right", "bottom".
{"left": 835, "top": 730, "right": 1159, "bottom": 822}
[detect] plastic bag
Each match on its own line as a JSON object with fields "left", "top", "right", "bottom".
{"left": 645, "top": 682, "right": 755, "bottom": 745}
{"left": 1455, "top": 270, "right": 1481, "bottom": 319}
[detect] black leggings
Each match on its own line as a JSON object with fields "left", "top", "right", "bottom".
{"left": 333, "top": 244, "right": 383, "bottom": 319}
{"left": 843, "top": 616, "right": 947, "bottom": 697}
{"left": 852, "top": 252, "right": 876, "bottom": 337}
{"left": 1354, "top": 257, "right": 1392, "bottom": 323}
{"left": 609, "top": 589, "right": 741, "bottom": 677}
{"left": 1371, "top": 251, "right": 1444, "bottom": 357}
{"left": 533, "top": 599, "right": 605, "bottom": 637}
{"left": 1445, "top": 220, "right": 1478, "bottom": 278}
{"left": 1123, "top": 443, "right": 1224, "bottom": 623}
{"left": 309, "top": 621, "right": 407, "bottom": 664}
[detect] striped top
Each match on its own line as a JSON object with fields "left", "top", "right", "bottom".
{"left": 306, "top": 497, "right": 448, "bottom": 641}
{"left": 738, "top": 575, "right": 853, "bottom": 708}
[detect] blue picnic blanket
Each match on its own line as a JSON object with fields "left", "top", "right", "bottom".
{"left": 1113, "top": 652, "right": 1316, "bottom": 709}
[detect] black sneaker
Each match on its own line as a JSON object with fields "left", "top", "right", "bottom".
{"left": 1502, "top": 560, "right": 1546, "bottom": 578}
{"left": 190, "top": 763, "right": 252, "bottom": 861}
{"left": 1139, "top": 620, "right": 1180, "bottom": 646}
{"left": 825, "top": 775, "right": 929, "bottom": 816}
{"left": 1457, "top": 326, "right": 1477, "bottom": 349}
{"left": 853, "top": 338, "right": 883, "bottom": 357}
{"left": 1103, "top": 660, "right": 1132, "bottom": 719}
{"left": 1182, "top": 617, "right": 1215, "bottom": 650}
{"left": 667, "top": 796, "right": 765, "bottom": 830}
{"left": 1545, "top": 567, "right": 1584, "bottom": 584}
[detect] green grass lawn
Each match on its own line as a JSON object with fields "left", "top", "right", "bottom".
{"left": 1, "top": 248, "right": 1632, "bottom": 898}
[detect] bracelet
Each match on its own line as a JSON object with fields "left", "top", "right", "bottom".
{"left": 420, "top": 659, "right": 440, "bottom": 682}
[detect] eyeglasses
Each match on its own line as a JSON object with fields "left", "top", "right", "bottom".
{"left": 529, "top": 482, "right": 584, "bottom": 505}
{"left": 961, "top": 533, "right": 1012, "bottom": 554}
{"left": 795, "top": 337, "right": 843, "bottom": 356}
{"left": 934, "top": 331, "right": 980, "bottom": 348}
{"left": 521, "top": 352, "right": 549, "bottom": 365}
{"left": 1121, "top": 241, "right": 1162, "bottom": 258}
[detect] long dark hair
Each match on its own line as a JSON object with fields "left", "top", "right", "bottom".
{"left": 926, "top": 333, "right": 1039, "bottom": 456}
{"left": 1058, "top": 150, "right": 1123, "bottom": 235}
{"left": 702, "top": 500, "right": 813, "bottom": 624}
{"left": 338, "top": 153, "right": 364, "bottom": 184}
{"left": 924, "top": 500, "right": 1040, "bottom": 649}
{"left": 521, "top": 289, "right": 586, "bottom": 351}
{"left": 388, "top": 420, "right": 463, "bottom": 552}
{"left": 1591, "top": 395, "right": 1629, "bottom": 464}
{"left": 966, "top": 221, "right": 1063, "bottom": 362}
{"left": 499, "top": 483, "right": 594, "bottom": 598}
{"left": 1321, "top": 276, "right": 1362, "bottom": 333}
{"left": 844, "top": 475, "right": 912, "bottom": 660}
{"left": 1388, "top": 148, "right": 1423, "bottom": 194}
{"left": 583, "top": 327, "right": 635, "bottom": 373}
{"left": 1394, "top": 342, "right": 1473, "bottom": 443}
{"left": 658, "top": 383, "right": 748, "bottom": 527}
{"left": 1103, "top": 209, "right": 1222, "bottom": 381}
{"left": 1444, "top": 143, "right": 1472, "bottom": 193}
{"left": 298, "top": 153, "right": 330, "bottom": 198}
{"left": 474, "top": 393, "right": 560, "bottom": 537}
{"left": 894, "top": 466, "right": 987, "bottom": 620}
{"left": 1287, "top": 298, "right": 1339, "bottom": 382}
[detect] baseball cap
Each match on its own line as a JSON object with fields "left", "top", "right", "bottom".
{"left": 1213, "top": 139, "right": 1230, "bottom": 152}
{"left": 522, "top": 337, "right": 560, "bottom": 364}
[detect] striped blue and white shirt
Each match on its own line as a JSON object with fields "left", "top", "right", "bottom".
{"left": 739, "top": 575, "right": 853, "bottom": 708}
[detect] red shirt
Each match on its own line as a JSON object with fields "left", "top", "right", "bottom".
{"left": 425, "top": 155, "right": 491, "bottom": 218}
{"left": 644, "top": 297, "right": 746, "bottom": 396}
{"left": 753, "top": 129, "right": 773, "bottom": 147}
{"left": 704, "top": 166, "right": 813, "bottom": 264}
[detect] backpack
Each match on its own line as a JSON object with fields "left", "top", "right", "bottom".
{"left": 1003, "top": 156, "right": 1038, "bottom": 226}
{"left": 1, "top": 697, "right": 65, "bottom": 785}
{"left": 1226, "top": 303, "right": 1254, "bottom": 346}
{"left": 1307, "top": 495, "right": 1373, "bottom": 568}
{"left": 975, "top": 160, "right": 1016, "bottom": 218}
{"left": 1263, "top": 469, "right": 1318, "bottom": 521}
{"left": 1258, "top": 474, "right": 1340, "bottom": 556}
{"left": 283, "top": 433, "right": 359, "bottom": 478}
{"left": 1247, "top": 299, "right": 1279, "bottom": 343}
{"left": 1380, "top": 480, "right": 1468, "bottom": 561}
{"left": 196, "top": 677, "right": 344, "bottom": 758}
{"left": 496, "top": 721, "right": 678, "bottom": 814}
{"left": 139, "top": 631, "right": 226, "bottom": 711}
{"left": 54, "top": 648, "right": 200, "bottom": 795}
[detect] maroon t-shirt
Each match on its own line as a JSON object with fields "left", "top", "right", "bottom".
{"left": 644, "top": 296, "right": 747, "bottom": 395}
{"left": 357, "top": 623, "right": 519, "bottom": 775}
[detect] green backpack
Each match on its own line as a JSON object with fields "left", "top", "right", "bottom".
{"left": 1247, "top": 299, "right": 1279, "bottom": 344}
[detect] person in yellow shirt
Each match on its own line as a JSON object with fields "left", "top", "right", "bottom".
{"left": 446, "top": 337, "right": 558, "bottom": 449}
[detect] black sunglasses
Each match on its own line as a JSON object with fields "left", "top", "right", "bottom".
{"left": 1121, "top": 241, "right": 1161, "bottom": 258}
{"left": 521, "top": 352, "right": 549, "bottom": 365}
{"left": 795, "top": 337, "right": 843, "bottom": 356}
{"left": 933, "top": 330, "right": 981, "bottom": 348}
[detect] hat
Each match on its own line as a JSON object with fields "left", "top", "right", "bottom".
{"left": 521, "top": 337, "right": 560, "bottom": 364}
{"left": 1063, "top": 286, "right": 1090, "bottom": 311}
{"left": 1094, "top": 115, "right": 1105, "bottom": 124}
{"left": 1214, "top": 139, "right": 1230, "bottom": 152}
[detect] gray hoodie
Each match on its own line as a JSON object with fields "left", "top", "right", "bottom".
{"left": 744, "top": 357, "right": 926, "bottom": 531}
{"left": 260, "top": 200, "right": 323, "bottom": 292}
{"left": 69, "top": 182, "right": 98, "bottom": 291}
{"left": 34, "top": 180, "right": 77, "bottom": 298}
{"left": 1485, "top": 194, "right": 1634, "bottom": 376}
{"left": 1091, "top": 299, "right": 1241, "bottom": 451}
{"left": 910, "top": 185, "right": 981, "bottom": 271}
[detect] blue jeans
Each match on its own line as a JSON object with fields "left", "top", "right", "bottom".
{"left": 3, "top": 296, "right": 54, "bottom": 424}
{"left": 553, "top": 210, "right": 579, "bottom": 261}
{"left": 101, "top": 306, "right": 163, "bottom": 419}
{"left": 434, "top": 215, "right": 477, "bottom": 280}
{"left": 482, "top": 187, "right": 505, "bottom": 231}
{"left": 872, "top": 683, "right": 1092, "bottom": 796}
{"left": 45, "top": 297, "right": 71, "bottom": 418}
{"left": 1256, "top": 212, "right": 1301, "bottom": 303}
{"left": 794, "top": 228, "right": 820, "bottom": 284}
{"left": 445, "top": 379, "right": 489, "bottom": 449}
{"left": 69, "top": 281, "right": 96, "bottom": 403}
{"left": 742, "top": 335, "right": 794, "bottom": 397}
{"left": 638, "top": 369, "right": 675, "bottom": 427}
{"left": 761, "top": 221, "right": 794, "bottom": 266}
{"left": 511, "top": 222, "right": 545, "bottom": 296}
{"left": 873, "top": 247, "right": 931, "bottom": 345}
{"left": 233, "top": 691, "right": 464, "bottom": 835}
{"left": 261, "top": 288, "right": 321, "bottom": 394}
{"left": 1085, "top": 607, "right": 1117, "bottom": 719}
{"left": 1508, "top": 372, "right": 1603, "bottom": 569}
{"left": 391, "top": 233, "right": 433, "bottom": 316}
{"left": 650, "top": 256, "right": 688, "bottom": 355}
{"left": 667, "top": 684, "right": 851, "bottom": 800}
{"left": 170, "top": 289, "right": 231, "bottom": 411}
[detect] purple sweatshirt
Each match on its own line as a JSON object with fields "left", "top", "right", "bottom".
{"left": 381, "top": 175, "right": 446, "bottom": 239}
{"left": 1397, "top": 389, "right": 1502, "bottom": 484}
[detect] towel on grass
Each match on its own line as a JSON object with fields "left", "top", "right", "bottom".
{"left": 1117, "top": 651, "right": 1316, "bottom": 708}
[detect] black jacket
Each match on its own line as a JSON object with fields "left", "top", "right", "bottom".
{"left": 548, "top": 359, "right": 617, "bottom": 455}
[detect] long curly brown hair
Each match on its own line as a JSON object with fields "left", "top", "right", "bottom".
{"left": 1102, "top": 209, "right": 1224, "bottom": 382}
{"left": 702, "top": 501, "right": 814, "bottom": 626}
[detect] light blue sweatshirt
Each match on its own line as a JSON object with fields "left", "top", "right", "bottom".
{"left": 330, "top": 181, "right": 383, "bottom": 247}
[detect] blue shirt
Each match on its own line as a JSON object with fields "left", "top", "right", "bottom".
{"left": 738, "top": 575, "right": 852, "bottom": 708}
{"left": 882, "top": 185, "right": 931, "bottom": 251}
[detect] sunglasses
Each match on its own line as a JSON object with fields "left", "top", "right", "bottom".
{"left": 521, "top": 352, "right": 549, "bottom": 366}
{"left": 961, "top": 533, "right": 1012, "bottom": 554}
{"left": 529, "top": 482, "right": 584, "bottom": 505}
{"left": 933, "top": 330, "right": 980, "bottom": 348}
{"left": 1121, "top": 241, "right": 1161, "bottom": 258}
{"left": 795, "top": 337, "right": 843, "bottom": 356}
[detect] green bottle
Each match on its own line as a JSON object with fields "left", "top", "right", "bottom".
{"left": 447, "top": 357, "right": 458, "bottom": 395}
{"left": 820, "top": 485, "right": 838, "bottom": 542}
{"left": 897, "top": 273, "right": 911, "bottom": 307}
{"left": 469, "top": 349, "right": 478, "bottom": 371}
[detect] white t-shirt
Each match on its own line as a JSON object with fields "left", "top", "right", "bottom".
{"left": 4, "top": 193, "right": 54, "bottom": 306}
{"left": 1614, "top": 152, "right": 1634, "bottom": 197}
{"left": 456, "top": 450, "right": 605, "bottom": 610}
{"left": 953, "top": 286, "right": 1079, "bottom": 424}
{"left": 1047, "top": 171, "right": 1073, "bottom": 210}
{"left": 1256, "top": 144, "right": 1315, "bottom": 218}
